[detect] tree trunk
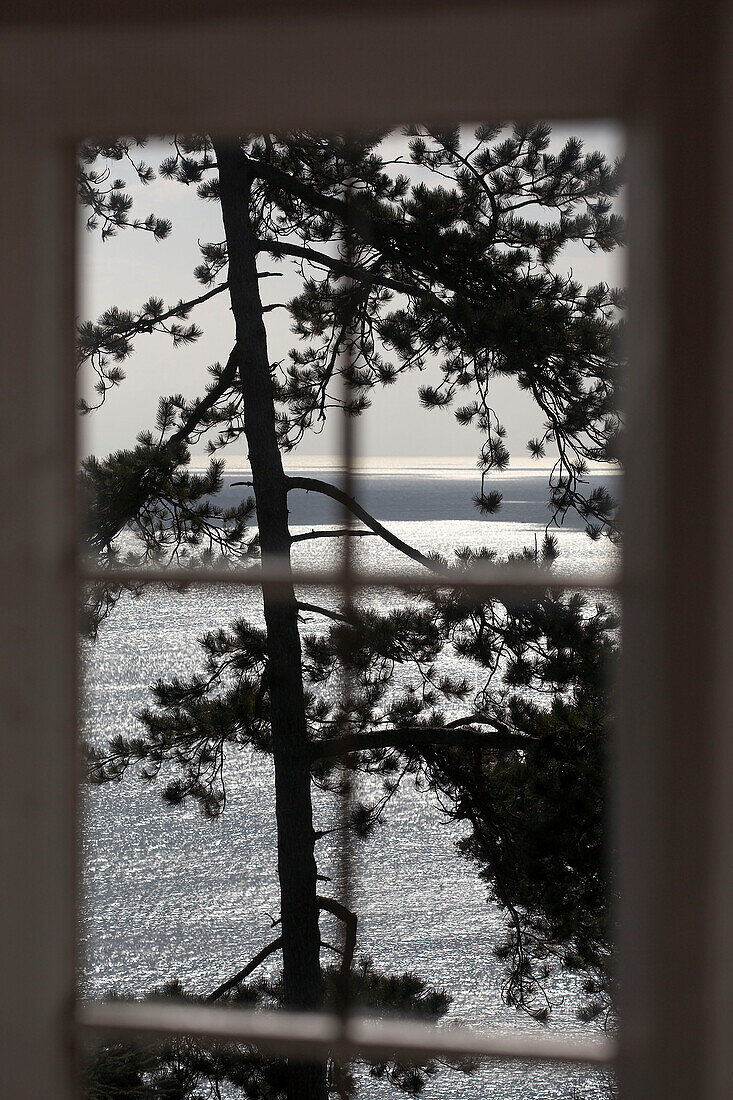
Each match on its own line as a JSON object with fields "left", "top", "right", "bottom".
{"left": 216, "top": 142, "right": 327, "bottom": 1100}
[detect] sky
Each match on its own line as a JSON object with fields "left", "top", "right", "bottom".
{"left": 78, "top": 123, "right": 623, "bottom": 463}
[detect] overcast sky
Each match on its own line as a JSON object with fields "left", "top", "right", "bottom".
{"left": 79, "top": 123, "right": 623, "bottom": 463}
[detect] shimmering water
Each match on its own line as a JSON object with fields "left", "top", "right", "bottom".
{"left": 81, "top": 463, "right": 619, "bottom": 1099}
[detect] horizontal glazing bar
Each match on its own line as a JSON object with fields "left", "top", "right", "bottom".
{"left": 80, "top": 562, "right": 620, "bottom": 594}
{"left": 76, "top": 1002, "right": 616, "bottom": 1067}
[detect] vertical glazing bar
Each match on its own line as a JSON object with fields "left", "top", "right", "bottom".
{"left": 0, "top": 136, "right": 78, "bottom": 1099}
{"left": 619, "top": 4, "right": 731, "bottom": 1098}
{"left": 711, "top": 11, "right": 733, "bottom": 1100}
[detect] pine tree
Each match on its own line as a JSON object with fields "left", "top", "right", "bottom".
{"left": 80, "top": 126, "right": 623, "bottom": 1099}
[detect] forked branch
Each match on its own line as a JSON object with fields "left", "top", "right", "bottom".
{"left": 286, "top": 476, "right": 439, "bottom": 571}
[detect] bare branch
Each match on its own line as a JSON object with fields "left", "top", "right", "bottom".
{"left": 310, "top": 725, "right": 529, "bottom": 762}
{"left": 297, "top": 602, "right": 351, "bottom": 625}
{"left": 286, "top": 476, "right": 439, "bottom": 571}
{"left": 290, "top": 528, "right": 376, "bottom": 544}
{"left": 206, "top": 936, "right": 282, "bottom": 1002}
{"left": 317, "top": 896, "right": 357, "bottom": 981}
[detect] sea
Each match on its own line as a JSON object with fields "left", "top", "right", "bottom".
{"left": 80, "top": 457, "right": 620, "bottom": 1099}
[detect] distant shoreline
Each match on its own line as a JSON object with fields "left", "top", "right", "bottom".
{"left": 180, "top": 453, "right": 622, "bottom": 478}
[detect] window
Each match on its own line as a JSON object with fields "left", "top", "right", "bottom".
{"left": 1, "top": 4, "right": 730, "bottom": 1099}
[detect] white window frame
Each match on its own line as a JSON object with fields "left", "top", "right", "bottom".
{"left": 2, "top": 2, "right": 731, "bottom": 1097}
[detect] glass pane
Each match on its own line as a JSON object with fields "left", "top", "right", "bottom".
{"left": 327, "top": 580, "right": 618, "bottom": 1099}
{"left": 78, "top": 122, "right": 623, "bottom": 1100}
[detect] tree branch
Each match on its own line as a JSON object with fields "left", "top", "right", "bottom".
{"left": 168, "top": 344, "right": 240, "bottom": 447}
{"left": 259, "top": 240, "right": 442, "bottom": 305}
{"left": 309, "top": 725, "right": 530, "bottom": 762}
{"left": 249, "top": 157, "right": 386, "bottom": 251}
{"left": 90, "top": 347, "right": 242, "bottom": 551}
{"left": 285, "top": 476, "right": 439, "bottom": 571}
{"left": 147, "top": 282, "right": 230, "bottom": 328}
{"left": 80, "top": 282, "right": 230, "bottom": 369}
{"left": 290, "top": 527, "right": 376, "bottom": 543}
{"left": 205, "top": 936, "right": 282, "bottom": 1002}
{"left": 317, "top": 896, "right": 357, "bottom": 982}
{"left": 247, "top": 155, "right": 509, "bottom": 302}
{"left": 204, "top": 899, "right": 358, "bottom": 1003}
{"left": 297, "top": 601, "right": 351, "bottom": 625}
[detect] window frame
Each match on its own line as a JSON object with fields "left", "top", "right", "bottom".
{"left": 2, "top": 2, "right": 729, "bottom": 1097}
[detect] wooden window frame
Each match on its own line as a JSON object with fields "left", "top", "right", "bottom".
{"left": 2, "top": 2, "right": 731, "bottom": 1097}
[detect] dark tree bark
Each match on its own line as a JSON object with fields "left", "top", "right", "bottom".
{"left": 215, "top": 142, "right": 327, "bottom": 1100}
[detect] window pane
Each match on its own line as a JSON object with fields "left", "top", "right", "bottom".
{"left": 321, "top": 578, "right": 619, "bottom": 1098}
{"left": 78, "top": 122, "right": 624, "bottom": 1100}
{"left": 80, "top": 584, "right": 276, "bottom": 989}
